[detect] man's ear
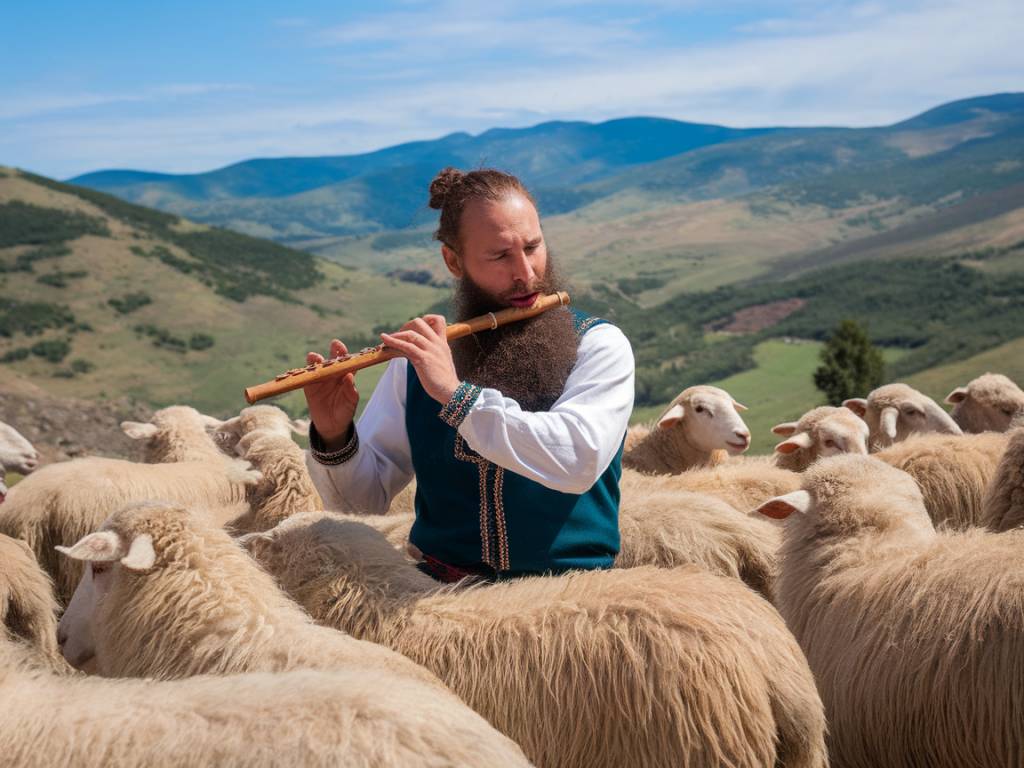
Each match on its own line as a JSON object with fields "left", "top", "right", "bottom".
{"left": 442, "top": 244, "right": 463, "bottom": 279}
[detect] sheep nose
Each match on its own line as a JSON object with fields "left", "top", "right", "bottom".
{"left": 734, "top": 430, "right": 750, "bottom": 442}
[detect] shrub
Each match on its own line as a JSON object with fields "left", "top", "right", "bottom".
{"left": 108, "top": 292, "right": 152, "bottom": 314}
{"left": 30, "top": 338, "right": 71, "bottom": 363}
{"left": 0, "top": 201, "right": 108, "bottom": 248}
{"left": 188, "top": 333, "right": 214, "bottom": 351}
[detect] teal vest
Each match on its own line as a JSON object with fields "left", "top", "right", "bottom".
{"left": 405, "top": 310, "right": 622, "bottom": 577}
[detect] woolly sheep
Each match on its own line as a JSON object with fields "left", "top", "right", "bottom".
{"left": 873, "top": 431, "right": 1008, "bottom": 529}
{"left": 946, "top": 372, "right": 1024, "bottom": 433}
{"left": 982, "top": 427, "right": 1024, "bottom": 532}
{"left": 213, "top": 404, "right": 308, "bottom": 454}
{"left": 229, "top": 429, "right": 324, "bottom": 533}
{"left": 120, "top": 405, "right": 230, "bottom": 463}
{"left": 843, "top": 382, "right": 961, "bottom": 449}
{"left": 2, "top": 646, "right": 532, "bottom": 768}
{"left": 0, "top": 533, "right": 66, "bottom": 671}
{"left": 0, "top": 456, "right": 260, "bottom": 605}
{"left": 771, "top": 406, "right": 870, "bottom": 472}
{"left": 0, "top": 419, "right": 39, "bottom": 476}
{"left": 56, "top": 501, "right": 445, "bottom": 694}
{"left": 757, "top": 453, "right": 1024, "bottom": 766}
{"left": 623, "top": 385, "right": 751, "bottom": 473}
{"left": 243, "top": 512, "right": 828, "bottom": 768}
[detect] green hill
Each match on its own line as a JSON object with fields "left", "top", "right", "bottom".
{"left": 0, "top": 168, "right": 446, "bottom": 416}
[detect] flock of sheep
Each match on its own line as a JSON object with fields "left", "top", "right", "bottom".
{"left": 1, "top": 370, "right": 1023, "bottom": 767}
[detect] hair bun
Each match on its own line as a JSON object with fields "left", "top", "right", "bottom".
{"left": 428, "top": 167, "right": 464, "bottom": 209}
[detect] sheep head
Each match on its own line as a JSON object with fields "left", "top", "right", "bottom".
{"left": 945, "top": 373, "right": 1024, "bottom": 434}
{"left": 844, "top": 383, "right": 961, "bottom": 449}
{"left": 0, "top": 420, "right": 39, "bottom": 475}
{"left": 772, "top": 406, "right": 869, "bottom": 471}
{"left": 755, "top": 454, "right": 935, "bottom": 542}
{"left": 214, "top": 405, "right": 308, "bottom": 454}
{"left": 656, "top": 385, "right": 751, "bottom": 456}
{"left": 122, "top": 405, "right": 229, "bottom": 462}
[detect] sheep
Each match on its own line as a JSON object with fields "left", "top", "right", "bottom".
{"left": 982, "top": 427, "right": 1024, "bottom": 532}
{"left": 620, "top": 463, "right": 801, "bottom": 513}
{"left": 623, "top": 385, "right": 751, "bottom": 473}
{"left": 757, "top": 453, "right": 1024, "bottom": 767}
{"left": 121, "top": 405, "right": 231, "bottom": 463}
{"left": 946, "top": 372, "right": 1024, "bottom": 433}
{"left": 0, "top": 533, "right": 66, "bottom": 672}
{"left": 0, "top": 419, "right": 39, "bottom": 476}
{"left": 843, "top": 382, "right": 961, "bottom": 449}
{"left": 57, "top": 501, "right": 454, "bottom": 696}
{"left": 771, "top": 406, "right": 870, "bottom": 472}
{"left": 243, "top": 511, "right": 828, "bottom": 768}
{"left": 0, "top": 456, "right": 260, "bottom": 605}
{"left": 228, "top": 429, "right": 324, "bottom": 533}
{"left": 212, "top": 404, "right": 308, "bottom": 455}
{"left": 873, "top": 431, "right": 1009, "bottom": 529}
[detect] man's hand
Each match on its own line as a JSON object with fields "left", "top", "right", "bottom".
{"left": 380, "top": 315, "right": 461, "bottom": 405}
{"left": 302, "top": 339, "right": 359, "bottom": 448}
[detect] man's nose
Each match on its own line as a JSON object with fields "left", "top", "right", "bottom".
{"left": 510, "top": 251, "right": 536, "bottom": 284}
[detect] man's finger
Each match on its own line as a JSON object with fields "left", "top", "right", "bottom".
{"left": 407, "top": 317, "right": 437, "bottom": 340}
{"left": 380, "top": 332, "right": 421, "bottom": 358}
{"left": 329, "top": 339, "right": 348, "bottom": 358}
{"left": 423, "top": 314, "right": 447, "bottom": 336}
{"left": 307, "top": 352, "right": 325, "bottom": 365}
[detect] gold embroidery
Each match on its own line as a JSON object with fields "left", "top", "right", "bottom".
{"left": 492, "top": 467, "right": 510, "bottom": 571}
{"left": 454, "top": 434, "right": 510, "bottom": 570}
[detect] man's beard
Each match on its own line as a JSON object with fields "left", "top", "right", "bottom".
{"left": 450, "top": 254, "right": 579, "bottom": 412}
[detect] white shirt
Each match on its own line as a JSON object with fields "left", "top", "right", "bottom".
{"left": 306, "top": 323, "right": 635, "bottom": 514}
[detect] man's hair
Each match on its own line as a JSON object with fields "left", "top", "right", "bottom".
{"left": 428, "top": 167, "right": 537, "bottom": 251}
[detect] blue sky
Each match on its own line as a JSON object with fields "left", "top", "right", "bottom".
{"left": 3, "top": 0, "right": 1022, "bottom": 179}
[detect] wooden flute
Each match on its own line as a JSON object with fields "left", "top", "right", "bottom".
{"left": 243, "top": 291, "right": 570, "bottom": 404}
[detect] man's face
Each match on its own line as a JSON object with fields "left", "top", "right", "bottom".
{"left": 442, "top": 193, "right": 548, "bottom": 308}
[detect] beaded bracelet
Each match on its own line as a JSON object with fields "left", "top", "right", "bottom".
{"left": 439, "top": 381, "right": 483, "bottom": 429}
{"left": 308, "top": 423, "right": 360, "bottom": 466}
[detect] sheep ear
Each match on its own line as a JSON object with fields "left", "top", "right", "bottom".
{"left": 200, "top": 414, "right": 225, "bottom": 431}
{"left": 879, "top": 406, "right": 899, "bottom": 440}
{"left": 756, "top": 490, "right": 812, "bottom": 520}
{"left": 774, "top": 432, "right": 813, "bottom": 454}
{"left": 56, "top": 531, "right": 123, "bottom": 562}
{"left": 732, "top": 400, "right": 748, "bottom": 412}
{"left": 121, "top": 421, "right": 159, "bottom": 440}
{"left": 842, "top": 398, "right": 868, "bottom": 417}
{"left": 772, "top": 421, "right": 799, "bottom": 436}
{"left": 120, "top": 534, "right": 156, "bottom": 571}
{"left": 236, "top": 531, "right": 274, "bottom": 556}
{"left": 945, "top": 387, "right": 968, "bottom": 405}
{"left": 290, "top": 418, "right": 310, "bottom": 435}
{"left": 657, "top": 403, "right": 686, "bottom": 429}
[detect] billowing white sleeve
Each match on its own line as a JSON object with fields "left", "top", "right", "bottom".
{"left": 456, "top": 324, "right": 634, "bottom": 495}
{"left": 305, "top": 358, "right": 414, "bottom": 514}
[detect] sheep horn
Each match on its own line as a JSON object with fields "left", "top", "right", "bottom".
{"left": 879, "top": 407, "right": 899, "bottom": 440}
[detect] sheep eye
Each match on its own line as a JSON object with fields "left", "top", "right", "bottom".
{"left": 824, "top": 439, "right": 836, "bottom": 448}
{"left": 695, "top": 405, "right": 705, "bottom": 414}
{"left": 1002, "top": 408, "right": 1015, "bottom": 417}
{"left": 91, "top": 563, "right": 109, "bottom": 577}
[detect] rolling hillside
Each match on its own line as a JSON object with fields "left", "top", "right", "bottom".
{"left": 0, "top": 168, "right": 446, "bottom": 417}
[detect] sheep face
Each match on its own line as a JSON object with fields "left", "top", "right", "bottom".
{"left": 121, "top": 405, "right": 229, "bottom": 462}
{"left": 214, "top": 406, "right": 308, "bottom": 454}
{"left": 844, "top": 383, "right": 961, "bottom": 449}
{"left": 56, "top": 524, "right": 158, "bottom": 672}
{"left": 0, "top": 421, "right": 39, "bottom": 475}
{"left": 756, "top": 454, "right": 935, "bottom": 541}
{"left": 658, "top": 386, "right": 751, "bottom": 455}
{"left": 946, "top": 373, "right": 1024, "bottom": 433}
{"left": 773, "top": 407, "right": 869, "bottom": 470}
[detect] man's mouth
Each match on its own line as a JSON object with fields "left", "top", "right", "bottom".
{"left": 508, "top": 292, "right": 540, "bottom": 308}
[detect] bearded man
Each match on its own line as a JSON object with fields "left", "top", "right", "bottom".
{"left": 303, "top": 167, "right": 635, "bottom": 581}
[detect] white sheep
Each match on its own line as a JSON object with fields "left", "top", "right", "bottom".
{"left": 619, "top": 463, "right": 801, "bottom": 514}
{"left": 0, "top": 419, "right": 40, "bottom": 476}
{"left": 945, "top": 372, "right": 1024, "bottom": 433}
{"left": 0, "top": 533, "right": 66, "bottom": 672}
{"left": 843, "top": 382, "right": 961, "bottom": 449}
{"left": 873, "top": 431, "right": 1009, "bottom": 529}
{"left": 120, "top": 405, "right": 231, "bottom": 463}
{"left": 623, "top": 385, "right": 751, "bottom": 473}
{"left": 1, "top": 456, "right": 260, "bottom": 605}
{"left": 243, "top": 511, "right": 828, "bottom": 768}
{"left": 55, "top": 501, "right": 451, "bottom": 695}
{"left": 212, "top": 404, "right": 308, "bottom": 454}
{"left": 2, "top": 646, "right": 532, "bottom": 768}
{"left": 982, "top": 426, "right": 1024, "bottom": 532}
{"left": 771, "top": 406, "right": 870, "bottom": 472}
{"left": 757, "top": 453, "right": 1024, "bottom": 766}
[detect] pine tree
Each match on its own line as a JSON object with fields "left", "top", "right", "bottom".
{"left": 813, "top": 319, "right": 885, "bottom": 406}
